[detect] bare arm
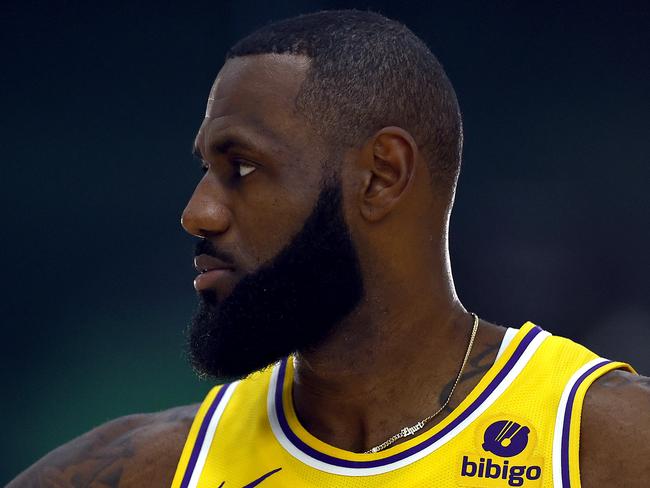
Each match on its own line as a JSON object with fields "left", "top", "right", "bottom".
{"left": 8, "top": 404, "right": 199, "bottom": 488}
{"left": 580, "top": 370, "right": 650, "bottom": 487}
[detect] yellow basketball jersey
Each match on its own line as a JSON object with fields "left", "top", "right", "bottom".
{"left": 171, "top": 322, "right": 635, "bottom": 487}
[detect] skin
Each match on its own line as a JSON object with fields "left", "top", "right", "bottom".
{"left": 9, "top": 53, "right": 650, "bottom": 486}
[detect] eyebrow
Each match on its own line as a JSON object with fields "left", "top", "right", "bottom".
{"left": 191, "top": 134, "right": 261, "bottom": 162}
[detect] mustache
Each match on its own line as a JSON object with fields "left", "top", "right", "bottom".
{"left": 193, "top": 238, "right": 236, "bottom": 266}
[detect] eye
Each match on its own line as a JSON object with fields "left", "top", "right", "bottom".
{"left": 233, "top": 159, "right": 257, "bottom": 178}
{"left": 200, "top": 160, "right": 257, "bottom": 179}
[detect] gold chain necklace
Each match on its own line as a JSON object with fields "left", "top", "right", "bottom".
{"left": 363, "top": 312, "right": 479, "bottom": 454}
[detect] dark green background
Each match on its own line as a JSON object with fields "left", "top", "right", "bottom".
{"left": 2, "top": 0, "right": 648, "bottom": 483}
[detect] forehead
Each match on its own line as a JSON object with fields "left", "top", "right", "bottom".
{"left": 196, "top": 53, "right": 313, "bottom": 156}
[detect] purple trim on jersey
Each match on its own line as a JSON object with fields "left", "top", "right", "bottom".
{"left": 560, "top": 359, "right": 611, "bottom": 488}
{"left": 180, "top": 383, "right": 231, "bottom": 488}
{"left": 274, "top": 325, "right": 543, "bottom": 469}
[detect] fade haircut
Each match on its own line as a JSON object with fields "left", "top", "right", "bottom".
{"left": 226, "top": 8, "right": 463, "bottom": 199}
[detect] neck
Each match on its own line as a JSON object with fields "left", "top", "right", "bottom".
{"left": 292, "top": 260, "right": 505, "bottom": 452}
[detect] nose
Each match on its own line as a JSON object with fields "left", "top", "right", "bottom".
{"left": 181, "top": 179, "right": 232, "bottom": 238}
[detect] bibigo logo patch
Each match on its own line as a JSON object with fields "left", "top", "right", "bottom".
{"left": 458, "top": 418, "right": 543, "bottom": 487}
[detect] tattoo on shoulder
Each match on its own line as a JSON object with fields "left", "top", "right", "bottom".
{"left": 18, "top": 428, "right": 136, "bottom": 488}
{"left": 10, "top": 406, "right": 199, "bottom": 487}
{"left": 597, "top": 370, "right": 650, "bottom": 389}
{"left": 438, "top": 338, "right": 501, "bottom": 411}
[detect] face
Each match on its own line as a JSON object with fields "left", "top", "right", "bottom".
{"left": 181, "top": 54, "right": 365, "bottom": 380}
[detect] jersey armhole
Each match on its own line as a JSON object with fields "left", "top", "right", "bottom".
{"left": 554, "top": 359, "right": 636, "bottom": 488}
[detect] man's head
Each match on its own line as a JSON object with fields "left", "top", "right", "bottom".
{"left": 181, "top": 9, "right": 463, "bottom": 380}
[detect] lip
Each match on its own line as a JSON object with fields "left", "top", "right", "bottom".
{"left": 193, "top": 254, "right": 236, "bottom": 292}
{"left": 194, "top": 267, "right": 235, "bottom": 292}
{"left": 194, "top": 254, "right": 235, "bottom": 273}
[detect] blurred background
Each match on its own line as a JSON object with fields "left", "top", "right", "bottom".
{"left": 1, "top": 0, "right": 648, "bottom": 483}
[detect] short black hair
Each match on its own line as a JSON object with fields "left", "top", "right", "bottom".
{"left": 226, "top": 8, "right": 463, "bottom": 199}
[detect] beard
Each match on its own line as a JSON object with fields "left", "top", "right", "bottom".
{"left": 186, "top": 170, "right": 365, "bottom": 381}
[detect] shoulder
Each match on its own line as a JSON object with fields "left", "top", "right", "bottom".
{"left": 7, "top": 403, "right": 200, "bottom": 488}
{"left": 580, "top": 369, "right": 650, "bottom": 487}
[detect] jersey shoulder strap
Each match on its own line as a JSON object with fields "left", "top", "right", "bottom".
{"left": 546, "top": 333, "right": 636, "bottom": 488}
{"left": 170, "top": 366, "right": 271, "bottom": 488}
{"left": 170, "top": 381, "right": 238, "bottom": 488}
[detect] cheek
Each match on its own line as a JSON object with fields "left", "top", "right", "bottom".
{"left": 235, "top": 194, "right": 309, "bottom": 269}
{"left": 235, "top": 163, "right": 322, "bottom": 267}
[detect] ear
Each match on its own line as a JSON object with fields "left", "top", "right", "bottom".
{"left": 357, "top": 126, "right": 418, "bottom": 222}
